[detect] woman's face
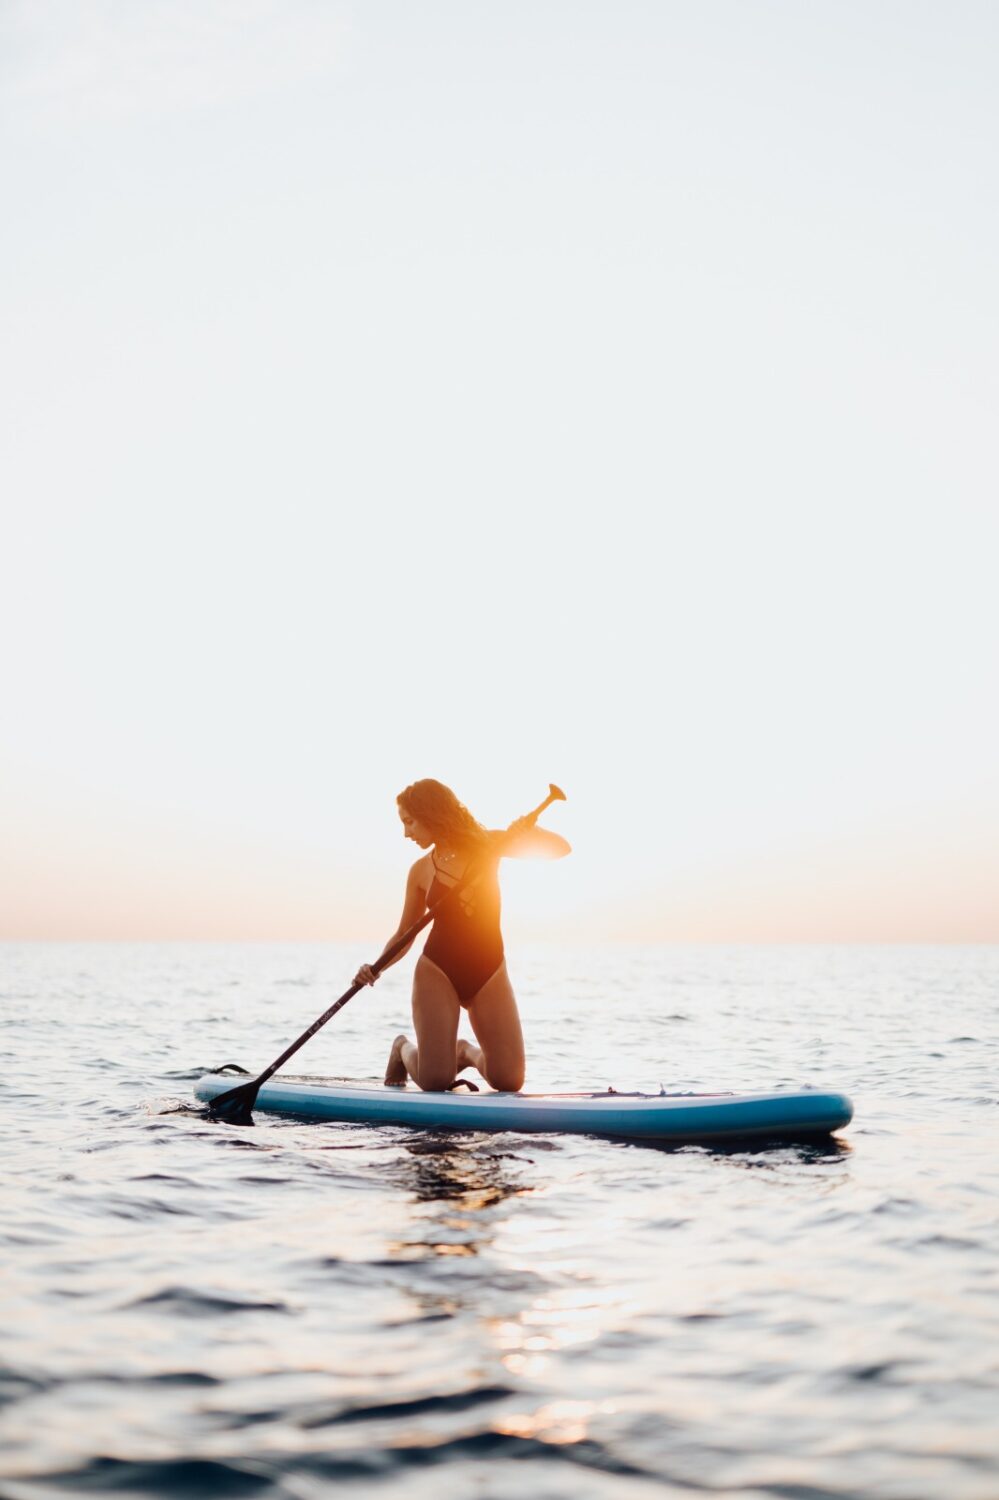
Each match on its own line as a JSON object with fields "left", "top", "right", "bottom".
{"left": 398, "top": 805, "right": 434, "bottom": 849}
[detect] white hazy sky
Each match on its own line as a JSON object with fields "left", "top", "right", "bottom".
{"left": 2, "top": 0, "right": 997, "bottom": 942}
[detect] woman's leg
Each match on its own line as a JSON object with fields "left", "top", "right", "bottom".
{"left": 384, "top": 955, "right": 462, "bottom": 1091}
{"left": 465, "top": 962, "right": 525, "bottom": 1092}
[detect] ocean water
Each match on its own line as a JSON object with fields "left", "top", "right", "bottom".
{"left": 1, "top": 941, "right": 997, "bottom": 1500}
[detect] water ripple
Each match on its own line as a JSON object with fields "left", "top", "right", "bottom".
{"left": 1, "top": 942, "right": 998, "bottom": 1499}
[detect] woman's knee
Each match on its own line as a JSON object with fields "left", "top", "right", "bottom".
{"left": 485, "top": 1057, "right": 524, "bottom": 1092}
{"left": 414, "top": 1061, "right": 456, "bottom": 1092}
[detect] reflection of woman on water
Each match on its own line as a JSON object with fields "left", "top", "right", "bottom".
{"left": 353, "top": 780, "right": 570, "bottom": 1093}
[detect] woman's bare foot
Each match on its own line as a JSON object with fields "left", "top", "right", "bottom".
{"left": 384, "top": 1033, "right": 410, "bottom": 1086}
{"left": 456, "top": 1037, "right": 484, "bottom": 1078}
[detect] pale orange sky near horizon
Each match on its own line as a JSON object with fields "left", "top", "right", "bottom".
{"left": 2, "top": 1, "right": 997, "bottom": 944}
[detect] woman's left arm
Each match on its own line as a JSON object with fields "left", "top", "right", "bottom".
{"left": 500, "top": 820, "right": 572, "bottom": 859}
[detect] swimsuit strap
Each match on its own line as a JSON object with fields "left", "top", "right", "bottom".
{"left": 432, "top": 849, "right": 475, "bottom": 882}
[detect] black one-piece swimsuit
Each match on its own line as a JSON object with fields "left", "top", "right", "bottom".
{"left": 422, "top": 852, "right": 504, "bottom": 1003}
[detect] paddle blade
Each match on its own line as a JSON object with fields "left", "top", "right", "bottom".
{"left": 206, "top": 1079, "right": 260, "bottom": 1126}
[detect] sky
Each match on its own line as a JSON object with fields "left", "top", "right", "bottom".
{"left": 2, "top": 0, "right": 997, "bottom": 943}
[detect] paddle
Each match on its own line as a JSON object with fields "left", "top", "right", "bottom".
{"left": 206, "top": 783, "right": 567, "bottom": 1125}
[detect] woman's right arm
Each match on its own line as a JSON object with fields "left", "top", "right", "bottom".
{"left": 353, "top": 861, "right": 429, "bottom": 986}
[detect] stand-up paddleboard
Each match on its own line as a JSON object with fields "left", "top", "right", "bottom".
{"left": 195, "top": 1074, "right": 852, "bottom": 1142}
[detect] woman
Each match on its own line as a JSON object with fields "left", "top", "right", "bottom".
{"left": 353, "top": 779, "right": 570, "bottom": 1093}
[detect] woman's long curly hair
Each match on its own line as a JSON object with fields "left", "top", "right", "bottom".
{"left": 397, "top": 779, "right": 490, "bottom": 852}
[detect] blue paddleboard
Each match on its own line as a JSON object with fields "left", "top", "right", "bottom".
{"left": 195, "top": 1074, "right": 853, "bottom": 1142}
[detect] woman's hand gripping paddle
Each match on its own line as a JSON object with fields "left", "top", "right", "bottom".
{"left": 206, "top": 783, "right": 566, "bottom": 1125}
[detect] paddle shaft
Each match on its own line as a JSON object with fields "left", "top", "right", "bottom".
{"left": 235, "top": 785, "right": 564, "bottom": 1093}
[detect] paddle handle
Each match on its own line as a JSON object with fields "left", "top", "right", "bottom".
{"left": 515, "top": 782, "right": 566, "bottom": 831}
{"left": 251, "top": 783, "right": 566, "bottom": 1088}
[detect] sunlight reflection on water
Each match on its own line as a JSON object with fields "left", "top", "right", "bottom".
{"left": 1, "top": 942, "right": 997, "bottom": 1498}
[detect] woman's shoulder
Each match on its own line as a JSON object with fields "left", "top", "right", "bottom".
{"left": 409, "top": 852, "right": 435, "bottom": 890}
